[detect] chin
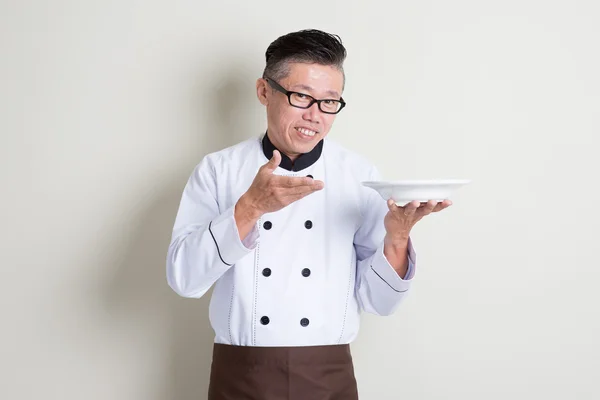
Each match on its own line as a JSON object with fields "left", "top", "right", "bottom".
{"left": 293, "top": 139, "right": 319, "bottom": 152}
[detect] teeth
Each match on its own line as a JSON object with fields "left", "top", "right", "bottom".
{"left": 297, "top": 128, "right": 316, "bottom": 137}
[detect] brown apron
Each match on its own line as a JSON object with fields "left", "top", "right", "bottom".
{"left": 207, "top": 343, "right": 359, "bottom": 400}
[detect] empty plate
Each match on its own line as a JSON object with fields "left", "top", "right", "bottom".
{"left": 362, "top": 179, "right": 470, "bottom": 206}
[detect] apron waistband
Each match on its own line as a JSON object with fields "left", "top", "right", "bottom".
{"left": 211, "top": 343, "right": 353, "bottom": 366}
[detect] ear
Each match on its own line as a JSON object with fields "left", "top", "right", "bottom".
{"left": 256, "top": 78, "right": 269, "bottom": 106}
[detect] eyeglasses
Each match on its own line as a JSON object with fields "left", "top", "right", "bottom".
{"left": 264, "top": 77, "right": 346, "bottom": 114}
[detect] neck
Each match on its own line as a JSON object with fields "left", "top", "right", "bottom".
{"left": 286, "top": 152, "right": 300, "bottom": 163}
{"left": 268, "top": 130, "right": 300, "bottom": 162}
{"left": 262, "top": 130, "right": 323, "bottom": 172}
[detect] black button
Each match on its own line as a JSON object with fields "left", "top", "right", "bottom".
{"left": 262, "top": 268, "right": 271, "bottom": 277}
{"left": 301, "top": 268, "right": 311, "bottom": 277}
{"left": 307, "top": 174, "right": 313, "bottom": 179}
{"left": 300, "top": 318, "right": 309, "bottom": 327}
{"left": 263, "top": 221, "right": 272, "bottom": 230}
{"left": 304, "top": 220, "right": 312, "bottom": 229}
{"left": 260, "top": 316, "right": 270, "bottom": 325}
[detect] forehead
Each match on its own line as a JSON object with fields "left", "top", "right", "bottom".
{"left": 282, "top": 63, "right": 344, "bottom": 98}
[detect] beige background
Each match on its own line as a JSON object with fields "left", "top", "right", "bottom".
{"left": 2, "top": 0, "right": 599, "bottom": 399}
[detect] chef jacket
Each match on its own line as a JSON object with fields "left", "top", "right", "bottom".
{"left": 166, "top": 132, "right": 416, "bottom": 347}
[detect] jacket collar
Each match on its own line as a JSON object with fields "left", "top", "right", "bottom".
{"left": 261, "top": 131, "right": 324, "bottom": 172}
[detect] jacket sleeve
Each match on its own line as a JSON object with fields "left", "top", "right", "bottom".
{"left": 354, "top": 166, "right": 417, "bottom": 316}
{"left": 166, "top": 156, "right": 259, "bottom": 298}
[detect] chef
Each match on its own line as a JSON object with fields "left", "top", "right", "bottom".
{"left": 166, "top": 29, "right": 451, "bottom": 400}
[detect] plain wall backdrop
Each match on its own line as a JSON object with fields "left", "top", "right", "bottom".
{"left": 2, "top": 0, "right": 599, "bottom": 399}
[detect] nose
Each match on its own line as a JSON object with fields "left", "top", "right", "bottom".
{"left": 302, "top": 102, "right": 321, "bottom": 123}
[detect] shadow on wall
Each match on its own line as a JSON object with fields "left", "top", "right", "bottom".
{"left": 104, "top": 66, "right": 261, "bottom": 400}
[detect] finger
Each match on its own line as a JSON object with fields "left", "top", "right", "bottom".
{"left": 264, "top": 150, "right": 281, "bottom": 172}
{"left": 282, "top": 180, "right": 325, "bottom": 196}
{"left": 387, "top": 198, "right": 397, "bottom": 212}
{"left": 284, "top": 185, "right": 324, "bottom": 203}
{"left": 402, "top": 200, "right": 420, "bottom": 216}
{"left": 271, "top": 175, "right": 307, "bottom": 188}
{"left": 418, "top": 200, "right": 438, "bottom": 216}
{"left": 432, "top": 199, "right": 452, "bottom": 212}
{"left": 312, "top": 179, "right": 325, "bottom": 190}
{"left": 278, "top": 176, "right": 323, "bottom": 189}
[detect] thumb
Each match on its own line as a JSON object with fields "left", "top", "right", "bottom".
{"left": 265, "top": 150, "right": 281, "bottom": 172}
{"left": 387, "top": 198, "right": 396, "bottom": 211}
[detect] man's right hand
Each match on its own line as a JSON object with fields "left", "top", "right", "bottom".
{"left": 243, "top": 150, "right": 324, "bottom": 216}
{"left": 234, "top": 150, "right": 324, "bottom": 241}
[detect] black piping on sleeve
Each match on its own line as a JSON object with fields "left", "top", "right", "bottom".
{"left": 370, "top": 265, "right": 408, "bottom": 293}
{"left": 209, "top": 221, "right": 233, "bottom": 266}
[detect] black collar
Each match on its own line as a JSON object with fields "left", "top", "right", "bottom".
{"left": 261, "top": 131, "right": 323, "bottom": 172}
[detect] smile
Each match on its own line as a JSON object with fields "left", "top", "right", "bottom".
{"left": 295, "top": 127, "right": 318, "bottom": 137}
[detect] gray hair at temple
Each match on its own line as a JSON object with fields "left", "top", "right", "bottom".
{"left": 262, "top": 29, "right": 347, "bottom": 88}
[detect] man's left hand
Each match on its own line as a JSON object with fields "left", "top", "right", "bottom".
{"left": 383, "top": 199, "right": 453, "bottom": 243}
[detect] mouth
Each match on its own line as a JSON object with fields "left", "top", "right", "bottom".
{"left": 295, "top": 127, "right": 319, "bottom": 138}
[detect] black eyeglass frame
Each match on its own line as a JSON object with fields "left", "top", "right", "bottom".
{"left": 264, "top": 77, "right": 346, "bottom": 114}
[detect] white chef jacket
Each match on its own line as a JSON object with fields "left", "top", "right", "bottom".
{"left": 166, "top": 132, "right": 416, "bottom": 347}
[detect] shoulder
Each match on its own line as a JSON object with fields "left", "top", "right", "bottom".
{"left": 205, "top": 136, "right": 261, "bottom": 164}
{"left": 193, "top": 136, "right": 262, "bottom": 175}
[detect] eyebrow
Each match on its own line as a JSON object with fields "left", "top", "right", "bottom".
{"left": 291, "top": 84, "right": 340, "bottom": 98}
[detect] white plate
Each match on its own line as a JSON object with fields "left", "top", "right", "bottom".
{"left": 362, "top": 179, "right": 470, "bottom": 206}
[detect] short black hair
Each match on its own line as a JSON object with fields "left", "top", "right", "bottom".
{"left": 262, "top": 29, "right": 347, "bottom": 84}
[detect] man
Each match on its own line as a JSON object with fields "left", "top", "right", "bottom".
{"left": 166, "top": 29, "right": 451, "bottom": 399}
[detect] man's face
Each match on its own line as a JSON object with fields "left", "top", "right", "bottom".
{"left": 257, "top": 62, "right": 344, "bottom": 160}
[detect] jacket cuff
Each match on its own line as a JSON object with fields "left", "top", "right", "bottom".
{"left": 208, "top": 205, "right": 258, "bottom": 266}
{"left": 369, "top": 237, "right": 416, "bottom": 293}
